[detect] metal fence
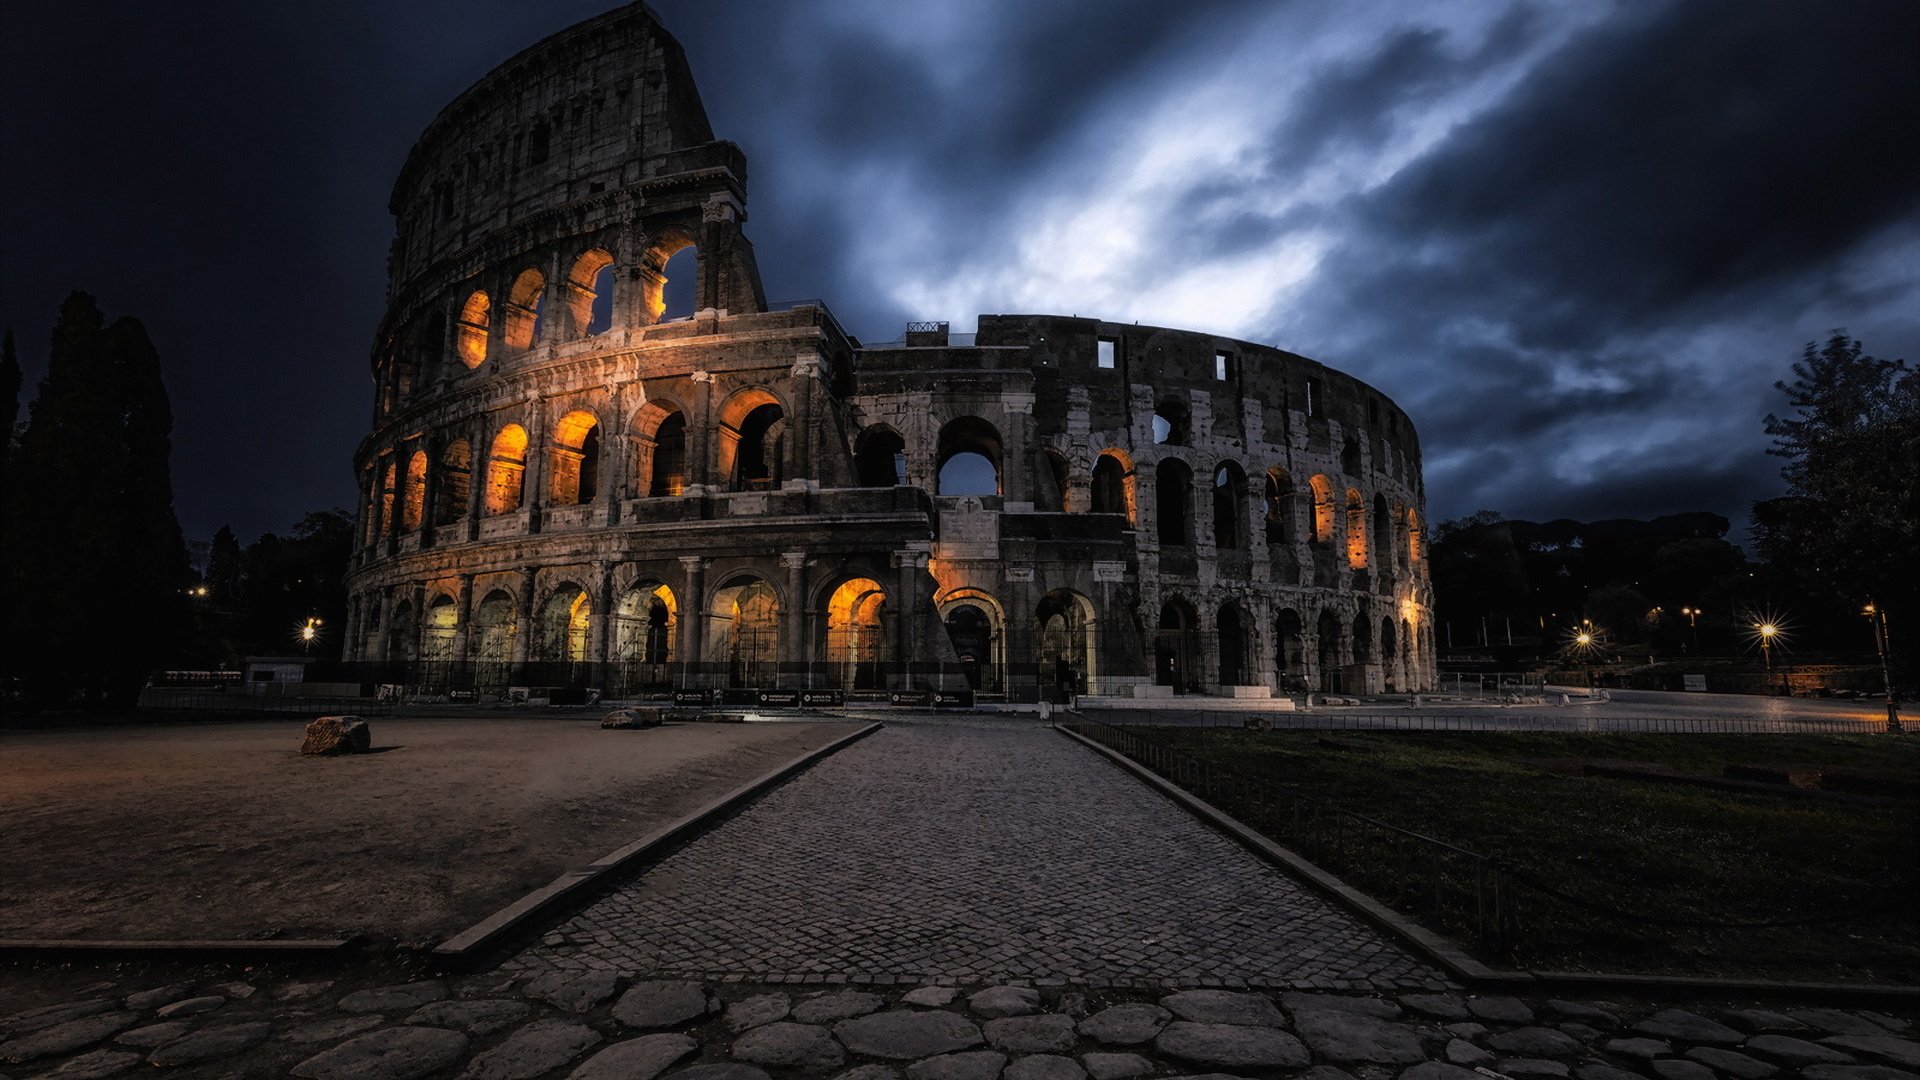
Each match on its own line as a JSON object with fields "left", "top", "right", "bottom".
{"left": 1074, "top": 708, "right": 1895, "bottom": 734}
{"left": 136, "top": 688, "right": 395, "bottom": 717}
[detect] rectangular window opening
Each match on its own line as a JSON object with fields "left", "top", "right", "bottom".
{"left": 1215, "top": 351, "right": 1233, "bottom": 381}
{"left": 1306, "top": 377, "right": 1320, "bottom": 417}
{"left": 1097, "top": 338, "right": 1117, "bottom": 369}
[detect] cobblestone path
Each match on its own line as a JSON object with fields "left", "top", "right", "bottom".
{"left": 499, "top": 718, "right": 1445, "bottom": 990}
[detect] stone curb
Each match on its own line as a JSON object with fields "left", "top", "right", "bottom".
{"left": 1053, "top": 723, "right": 1527, "bottom": 987}
{"left": 1055, "top": 724, "right": 1920, "bottom": 1007}
{"left": 434, "top": 720, "right": 884, "bottom": 965}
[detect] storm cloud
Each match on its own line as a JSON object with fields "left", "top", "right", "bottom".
{"left": 4, "top": 0, "right": 1915, "bottom": 546}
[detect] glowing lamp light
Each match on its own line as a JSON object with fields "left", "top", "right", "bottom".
{"left": 1576, "top": 632, "right": 1593, "bottom": 647}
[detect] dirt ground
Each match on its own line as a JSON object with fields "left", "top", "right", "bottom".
{"left": 0, "top": 716, "right": 863, "bottom": 946}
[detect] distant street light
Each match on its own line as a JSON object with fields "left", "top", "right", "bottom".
{"left": 299, "top": 616, "right": 324, "bottom": 655}
{"left": 1682, "top": 606, "right": 1702, "bottom": 655}
{"left": 1864, "top": 603, "right": 1903, "bottom": 734}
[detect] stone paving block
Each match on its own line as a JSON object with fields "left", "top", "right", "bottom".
{"left": 985, "top": 1016, "right": 1079, "bottom": 1054}
{"left": 113, "top": 1021, "right": 195, "bottom": 1049}
{"left": 1164, "top": 991, "right": 1285, "bottom": 1027}
{"left": 1721, "top": 1010, "right": 1808, "bottom": 1034}
{"left": 904, "top": 989, "right": 963, "bottom": 1009}
{"left": 1501, "top": 1058, "right": 1571, "bottom": 1078}
{"left": 1079, "top": 1006, "right": 1170, "bottom": 1046}
{"left": 1445, "top": 1039, "right": 1493, "bottom": 1067}
{"left": 1634, "top": 1011, "right": 1743, "bottom": 1045}
{"left": 1006, "top": 1054, "right": 1086, "bottom": 1080}
{"left": 970, "top": 988, "right": 1042, "bottom": 1019}
{"left": 1744, "top": 1034, "right": 1856, "bottom": 1067}
{"left": 1467, "top": 997, "right": 1536, "bottom": 1025}
{"left": 1489, "top": 1027, "right": 1586, "bottom": 1058}
{"left": 1293, "top": 1010, "right": 1426, "bottom": 1064}
{"left": 33, "top": 1046, "right": 143, "bottom": 1079}
{"left": 1801, "top": 1067, "right": 1920, "bottom": 1080}
{"left": 1573, "top": 1064, "right": 1645, "bottom": 1080}
{"left": 1651, "top": 1059, "right": 1716, "bottom": 1080}
{"left": 339, "top": 981, "right": 450, "bottom": 1014}
{"left": 0, "top": 999, "right": 118, "bottom": 1039}
{"left": 1546, "top": 1002, "right": 1619, "bottom": 1029}
{"left": 565, "top": 1032, "right": 700, "bottom": 1080}
{"left": 1604, "top": 1038, "right": 1671, "bottom": 1059}
{"left": 727, "top": 994, "right": 793, "bottom": 1032}
{"left": 1282, "top": 993, "right": 1400, "bottom": 1020}
{"left": 615, "top": 982, "right": 712, "bottom": 1030}
{"left": 123, "top": 985, "right": 196, "bottom": 1013}
{"left": 283, "top": 1015, "right": 388, "bottom": 1045}
{"left": 1821, "top": 1037, "right": 1920, "bottom": 1070}
{"left": 1686, "top": 1047, "right": 1778, "bottom": 1078}
{"left": 0, "top": 1011, "right": 140, "bottom": 1064}
{"left": 795, "top": 992, "right": 885, "bottom": 1024}
{"left": 1400, "top": 1063, "right": 1486, "bottom": 1080}
{"left": 524, "top": 970, "right": 624, "bottom": 1013}
{"left": 1402, "top": 994, "right": 1469, "bottom": 1021}
{"left": 1082, "top": 1051, "right": 1153, "bottom": 1080}
{"left": 835, "top": 1066, "right": 902, "bottom": 1080}
{"left": 837, "top": 1011, "right": 986, "bottom": 1059}
{"left": 1794, "top": 1012, "right": 1898, "bottom": 1038}
{"left": 146, "top": 1022, "right": 272, "bottom": 1067}
{"left": 1154, "top": 1022, "right": 1310, "bottom": 1069}
{"left": 406, "top": 1000, "right": 534, "bottom": 1036}
{"left": 152, "top": 996, "right": 224, "bottom": 1020}
{"left": 291, "top": 1026, "right": 471, "bottom": 1080}
{"left": 666, "top": 1067, "right": 774, "bottom": 1080}
{"left": 908, "top": 1050, "right": 1008, "bottom": 1080}
{"left": 732, "top": 1022, "right": 845, "bottom": 1070}
{"left": 462, "top": 1020, "right": 601, "bottom": 1080}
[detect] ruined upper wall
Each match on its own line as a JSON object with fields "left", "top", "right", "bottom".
{"left": 386, "top": 3, "right": 720, "bottom": 289}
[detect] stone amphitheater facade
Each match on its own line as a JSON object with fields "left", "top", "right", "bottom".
{"left": 342, "top": 3, "right": 1436, "bottom": 701}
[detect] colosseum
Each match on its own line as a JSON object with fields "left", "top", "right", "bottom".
{"left": 342, "top": 3, "right": 1436, "bottom": 704}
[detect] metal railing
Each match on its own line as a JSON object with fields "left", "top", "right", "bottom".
{"left": 1074, "top": 708, "right": 1893, "bottom": 734}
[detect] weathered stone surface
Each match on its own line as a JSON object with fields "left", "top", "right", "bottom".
{"left": 0, "top": 1011, "right": 139, "bottom": 1064}
{"left": 1686, "top": 1047, "right": 1778, "bottom": 1078}
{"left": 1006, "top": 1054, "right": 1085, "bottom": 1080}
{"left": 1055, "top": 994, "right": 1091, "bottom": 1020}
{"left": 1605, "top": 1038, "right": 1672, "bottom": 1059}
{"left": 1079, "top": 1005, "right": 1170, "bottom": 1046}
{"left": 1300, "top": 1068, "right": 1358, "bottom": 1080}
{"left": 907, "top": 1051, "right": 1008, "bottom": 1080}
{"left": 1082, "top": 1051, "right": 1153, "bottom": 1080}
{"left": 1795, "top": 1012, "right": 1899, "bottom": 1038}
{"left": 1501, "top": 1059, "right": 1572, "bottom": 1078}
{"left": 406, "top": 999, "right": 533, "bottom": 1036}
{"left": 153, "top": 995, "right": 224, "bottom": 1020}
{"left": 836, "top": 1012, "right": 985, "bottom": 1059}
{"left": 338, "top": 981, "right": 449, "bottom": 1014}
{"left": 1468, "top": 997, "right": 1536, "bottom": 1025}
{"left": 567, "top": 1033, "right": 699, "bottom": 1080}
{"left": 986, "top": 1015, "right": 1079, "bottom": 1054}
{"left": 302, "top": 715, "right": 371, "bottom": 755}
{"left": 1402, "top": 994, "right": 1470, "bottom": 1020}
{"left": 35, "top": 1047, "right": 142, "bottom": 1079}
{"left": 462, "top": 1019, "right": 601, "bottom": 1080}
{"left": 835, "top": 1067, "right": 901, "bottom": 1080}
{"left": 1562, "top": 1023, "right": 1607, "bottom": 1045}
{"left": 1861, "top": 1015, "right": 1913, "bottom": 1037}
{"left": 970, "top": 988, "right": 1042, "bottom": 1020}
{"left": 1293, "top": 1010, "right": 1426, "bottom": 1064}
{"left": 1823, "top": 1038, "right": 1920, "bottom": 1069}
{"left": 602, "top": 708, "right": 662, "bottom": 729}
{"left": 283, "top": 1015, "right": 387, "bottom": 1044}
{"left": 293, "top": 1026, "right": 472, "bottom": 1080}
{"left": 124, "top": 985, "right": 196, "bottom": 1013}
{"left": 726, "top": 994, "right": 792, "bottom": 1033}
{"left": 615, "top": 982, "right": 712, "bottom": 1030}
{"left": 146, "top": 1022, "right": 272, "bottom": 1067}
{"left": 1574, "top": 1064, "right": 1645, "bottom": 1080}
{"left": 1446, "top": 1039, "right": 1494, "bottom": 1067}
{"left": 1154, "top": 1022, "right": 1310, "bottom": 1069}
{"left": 0, "top": 999, "right": 117, "bottom": 1040}
{"left": 1488, "top": 1027, "right": 1586, "bottom": 1058}
{"left": 1721, "top": 1010, "right": 1807, "bottom": 1034}
{"left": 1282, "top": 993, "right": 1401, "bottom": 1020}
{"left": 903, "top": 988, "right": 962, "bottom": 1009}
{"left": 1804, "top": 1054, "right": 1909, "bottom": 1080}
{"left": 210, "top": 981, "right": 256, "bottom": 1000}
{"left": 1744, "top": 1034, "right": 1857, "bottom": 1067}
{"left": 1546, "top": 1001, "right": 1619, "bottom": 1028}
{"left": 732, "top": 1022, "right": 845, "bottom": 1070}
{"left": 1650, "top": 1059, "right": 1716, "bottom": 1080}
{"left": 1446, "top": 1023, "right": 1490, "bottom": 1039}
{"left": 524, "top": 970, "right": 624, "bottom": 1013}
{"left": 794, "top": 991, "right": 884, "bottom": 1024}
{"left": 666, "top": 1068, "right": 773, "bottom": 1080}
{"left": 1633, "top": 1011, "right": 1744, "bottom": 1045}
{"left": 1163, "top": 991, "right": 1284, "bottom": 1028}
{"left": 1400, "top": 1063, "right": 1487, "bottom": 1080}
{"left": 114, "top": 1021, "right": 195, "bottom": 1049}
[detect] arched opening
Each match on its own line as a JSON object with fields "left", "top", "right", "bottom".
{"left": 1381, "top": 614, "right": 1398, "bottom": 688}
{"left": 437, "top": 439, "right": 472, "bottom": 526}
{"left": 1041, "top": 448, "right": 1071, "bottom": 511}
{"left": 1156, "top": 459, "right": 1193, "bottom": 546}
{"left": 539, "top": 583, "right": 591, "bottom": 663}
{"left": 1155, "top": 599, "right": 1198, "bottom": 692}
{"left": 1407, "top": 508, "right": 1423, "bottom": 564}
{"left": 708, "top": 577, "right": 779, "bottom": 687}
{"left": 1317, "top": 609, "right": 1343, "bottom": 692}
{"left": 1218, "top": 604, "right": 1250, "bottom": 686}
{"left": 472, "top": 590, "right": 517, "bottom": 665}
{"left": 649, "top": 411, "right": 687, "bottom": 496}
{"left": 826, "top": 578, "right": 888, "bottom": 690}
{"left": 943, "top": 603, "right": 995, "bottom": 691}
{"left": 379, "top": 460, "right": 397, "bottom": 537}
{"left": 400, "top": 450, "right": 428, "bottom": 532}
{"left": 1212, "top": 462, "right": 1247, "bottom": 550}
{"left": 1091, "top": 450, "right": 1134, "bottom": 521}
{"left": 1352, "top": 611, "right": 1373, "bottom": 666}
{"left": 1346, "top": 488, "right": 1368, "bottom": 569}
{"left": 611, "top": 583, "right": 675, "bottom": 693}
{"left": 1403, "top": 617, "right": 1417, "bottom": 672}
{"left": 504, "top": 268, "right": 546, "bottom": 349}
{"left": 565, "top": 249, "right": 616, "bottom": 336}
{"left": 1275, "top": 609, "right": 1304, "bottom": 688}
{"left": 661, "top": 245, "right": 698, "bottom": 321}
{"left": 1265, "top": 467, "right": 1292, "bottom": 543}
{"left": 1037, "top": 589, "right": 1096, "bottom": 699}
{"left": 548, "top": 410, "right": 601, "bottom": 507}
{"left": 935, "top": 417, "right": 1003, "bottom": 497}
{"left": 417, "top": 312, "right": 445, "bottom": 375}
{"left": 854, "top": 425, "right": 907, "bottom": 487}
{"left": 457, "top": 290, "right": 490, "bottom": 368}
{"left": 1372, "top": 493, "right": 1392, "bottom": 572}
{"left": 716, "top": 389, "right": 786, "bottom": 492}
{"left": 387, "top": 600, "right": 416, "bottom": 662}
{"left": 1342, "top": 436, "right": 1363, "bottom": 476}
{"left": 485, "top": 424, "right": 529, "bottom": 515}
{"left": 1152, "top": 397, "right": 1189, "bottom": 445}
{"left": 1309, "top": 475, "right": 1335, "bottom": 544}
{"left": 423, "top": 595, "right": 457, "bottom": 662}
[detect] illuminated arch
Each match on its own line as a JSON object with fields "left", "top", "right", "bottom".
{"left": 504, "top": 267, "right": 546, "bottom": 349}
{"left": 472, "top": 589, "right": 517, "bottom": 664}
{"left": 707, "top": 575, "right": 780, "bottom": 686}
{"left": 1264, "top": 467, "right": 1293, "bottom": 543}
{"left": 485, "top": 423, "right": 528, "bottom": 515}
{"left": 1346, "top": 487, "right": 1368, "bottom": 569}
{"left": 538, "top": 582, "right": 591, "bottom": 663}
{"left": 716, "top": 387, "right": 787, "bottom": 491}
{"left": 1038, "top": 589, "right": 1098, "bottom": 694}
{"left": 1091, "top": 449, "right": 1135, "bottom": 522}
{"left": 936, "top": 416, "right": 1003, "bottom": 496}
{"left": 1407, "top": 507, "right": 1424, "bottom": 564}
{"left": 457, "top": 290, "right": 490, "bottom": 368}
{"left": 939, "top": 589, "right": 1005, "bottom": 692}
{"left": 640, "top": 229, "right": 698, "bottom": 324}
{"left": 565, "top": 248, "right": 616, "bottom": 336}
{"left": 399, "top": 450, "right": 427, "bottom": 532}
{"left": 613, "top": 582, "right": 676, "bottom": 666}
{"left": 436, "top": 438, "right": 472, "bottom": 525}
{"left": 1308, "top": 475, "right": 1335, "bottom": 543}
{"left": 422, "top": 594, "right": 458, "bottom": 661}
{"left": 825, "top": 577, "right": 888, "bottom": 690}
{"left": 548, "top": 409, "right": 601, "bottom": 507}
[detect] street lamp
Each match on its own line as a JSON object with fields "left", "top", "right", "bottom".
{"left": 299, "top": 617, "right": 324, "bottom": 655}
{"left": 1864, "top": 603, "right": 1903, "bottom": 734}
{"left": 1757, "top": 622, "right": 1777, "bottom": 672}
{"left": 1681, "top": 606, "right": 1701, "bottom": 655}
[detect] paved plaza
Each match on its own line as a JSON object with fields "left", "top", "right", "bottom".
{"left": 498, "top": 717, "right": 1443, "bottom": 990}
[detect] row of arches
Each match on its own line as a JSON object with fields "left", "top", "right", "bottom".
{"left": 1153, "top": 597, "right": 1418, "bottom": 693}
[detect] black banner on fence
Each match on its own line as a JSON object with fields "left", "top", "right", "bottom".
{"left": 932, "top": 688, "right": 976, "bottom": 709}
{"left": 758, "top": 689, "right": 800, "bottom": 709}
{"left": 890, "top": 690, "right": 933, "bottom": 707}
{"left": 673, "top": 689, "right": 714, "bottom": 707}
{"left": 800, "top": 689, "right": 845, "bottom": 708}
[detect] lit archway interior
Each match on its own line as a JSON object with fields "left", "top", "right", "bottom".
{"left": 826, "top": 578, "right": 887, "bottom": 689}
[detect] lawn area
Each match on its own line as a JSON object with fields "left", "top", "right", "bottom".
{"left": 1116, "top": 727, "right": 1920, "bottom": 983}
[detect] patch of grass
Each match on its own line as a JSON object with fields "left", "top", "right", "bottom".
{"left": 1118, "top": 729, "right": 1920, "bottom": 983}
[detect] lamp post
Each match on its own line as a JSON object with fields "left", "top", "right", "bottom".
{"left": 1865, "top": 603, "right": 1902, "bottom": 734}
{"left": 1682, "top": 606, "right": 1701, "bottom": 656}
{"left": 300, "top": 617, "right": 324, "bottom": 656}
{"left": 1576, "top": 630, "right": 1595, "bottom": 691}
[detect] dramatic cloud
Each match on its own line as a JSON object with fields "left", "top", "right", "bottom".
{"left": 4, "top": 0, "right": 1916, "bottom": 547}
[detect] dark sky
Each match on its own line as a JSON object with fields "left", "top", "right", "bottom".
{"left": 5, "top": 1, "right": 1917, "bottom": 550}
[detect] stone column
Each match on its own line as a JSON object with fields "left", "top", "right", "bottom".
{"left": 376, "top": 587, "right": 397, "bottom": 663}
{"left": 1000, "top": 392, "right": 1035, "bottom": 504}
{"left": 688, "top": 372, "right": 715, "bottom": 492}
{"left": 789, "top": 354, "right": 819, "bottom": 486}
{"left": 604, "top": 383, "right": 628, "bottom": 524}
{"left": 678, "top": 556, "right": 707, "bottom": 671}
{"left": 452, "top": 573, "right": 475, "bottom": 662}
{"left": 513, "top": 567, "right": 538, "bottom": 664}
{"left": 410, "top": 583, "right": 428, "bottom": 663}
{"left": 593, "top": 562, "right": 617, "bottom": 668}
{"left": 420, "top": 437, "right": 440, "bottom": 548}
{"left": 523, "top": 400, "right": 548, "bottom": 531}
{"left": 781, "top": 551, "right": 808, "bottom": 683}
{"left": 465, "top": 416, "right": 487, "bottom": 541}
